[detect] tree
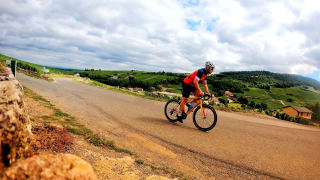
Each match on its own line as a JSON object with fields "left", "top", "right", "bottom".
{"left": 260, "top": 103, "right": 268, "bottom": 110}
{"left": 249, "top": 101, "right": 256, "bottom": 109}
{"left": 238, "top": 96, "right": 248, "bottom": 105}
{"left": 218, "top": 98, "right": 228, "bottom": 106}
{"left": 128, "top": 75, "right": 135, "bottom": 81}
{"left": 311, "top": 102, "right": 320, "bottom": 122}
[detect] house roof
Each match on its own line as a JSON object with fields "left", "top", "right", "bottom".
{"left": 284, "top": 106, "right": 313, "bottom": 113}
{"left": 225, "top": 91, "right": 233, "bottom": 96}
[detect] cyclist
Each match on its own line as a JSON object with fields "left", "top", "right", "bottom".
{"left": 177, "top": 61, "right": 215, "bottom": 123}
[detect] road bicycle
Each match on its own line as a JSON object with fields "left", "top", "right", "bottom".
{"left": 164, "top": 94, "right": 218, "bottom": 131}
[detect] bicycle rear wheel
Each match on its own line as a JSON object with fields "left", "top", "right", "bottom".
{"left": 164, "top": 99, "right": 180, "bottom": 123}
{"left": 193, "top": 104, "right": 217, "bottom": 131}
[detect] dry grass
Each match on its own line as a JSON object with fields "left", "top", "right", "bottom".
{"left": 31, "top": 124, "right": 73, "bottom": 153}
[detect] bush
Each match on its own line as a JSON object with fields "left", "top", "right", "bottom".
{"left": 218, "top": 97, "right": 228, "bottom": 106}
{"left": 249, "top": 101, "right": 256, "bottom": 109}
{"left": 238, "top": 96, "right": 248, "bottom": 105}
{"left": 295, "top": 117, "right": 310, "bottom": 125}
{"left": 288, "top": 116, "right": 294, "bottom": 122}
{"left": 311, "top": 102, "right": 320, "bottom": 122}
{"left": 257, "top": 84, "right": 270, "bottom": 90}
{"left": 287, "top": 98, "right": 293, "bottom": 102}
{"left": 17, "top": 62, "right": 40, "bottom": 73}
{"left": 274, "top": 112, "right": 311, "bottom": 125}
{"left": 260, "top": 103, "right": 268, "bottom": 110}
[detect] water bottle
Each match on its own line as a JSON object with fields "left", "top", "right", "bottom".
{"left": 188, "top": 102, "right": 195, "bottom": 112}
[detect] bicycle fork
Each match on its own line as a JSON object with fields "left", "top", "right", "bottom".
{"left": 200, "top": 103, "right": 206, "bottom": 118}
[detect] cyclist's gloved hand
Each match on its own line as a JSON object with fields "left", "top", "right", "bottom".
{"left": 206, "top": 93, "right": 214, "bottom": 100}
{"left": 199, "top": 91, "right": 205, "bottom": 97}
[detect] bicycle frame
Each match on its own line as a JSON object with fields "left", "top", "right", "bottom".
{"left": 179, "top": 96, "right": 206, "bottom": 118}
{"left": 165, "top": 93, "right": 217, "bottom": 131}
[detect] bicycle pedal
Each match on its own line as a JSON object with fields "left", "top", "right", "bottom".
{"left": 182, "top": 113, "right": 187, "bottom": 119}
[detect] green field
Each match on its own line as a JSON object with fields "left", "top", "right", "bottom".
{"left": 236, "top": 86, "right": 320, "bottom": 111}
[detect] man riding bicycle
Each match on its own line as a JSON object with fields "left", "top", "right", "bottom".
{"left": 177, "top": 61, "right": 215, "bottom": 123}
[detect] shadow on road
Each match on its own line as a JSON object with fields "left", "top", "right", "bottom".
{"left": 137, "top": 116, "right": 205, "bottom": 133}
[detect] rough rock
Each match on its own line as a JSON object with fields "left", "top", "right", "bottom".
{"left": 0, "top": 68, "right": 12, "bottom": 81}
{"left": 1, "top": 153, "right": 97, "bottom": 180}
{"left": 0, "top": 80, "right": 32, "bottom": 171}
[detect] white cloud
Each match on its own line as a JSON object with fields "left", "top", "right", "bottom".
{"left": 0, "top": 0, "right": 319, "bottom": 76}
{"left": 290, "top": 64, "right": 318, "bottom": 74}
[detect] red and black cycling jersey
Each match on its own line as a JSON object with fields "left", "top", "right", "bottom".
{"left": 183, "top": 68, "right": 208, "bottom": 86}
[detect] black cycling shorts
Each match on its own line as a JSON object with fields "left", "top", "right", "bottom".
{"left": 182, "top": 82, "right": 196, "bottom": 98}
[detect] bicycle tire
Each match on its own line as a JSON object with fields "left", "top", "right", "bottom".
{"left": 193, "top": 104, "right": 217, "bottom": 131}
{"left": 164, "top": 99, "right": 180, "bottom": 123}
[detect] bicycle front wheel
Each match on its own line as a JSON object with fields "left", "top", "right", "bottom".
{"left": 193, "top": 104, "right": 217, "bottom": 131}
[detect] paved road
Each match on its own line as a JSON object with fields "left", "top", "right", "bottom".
{"left": 18, "top": 73, "right": 320, "bottom": 179}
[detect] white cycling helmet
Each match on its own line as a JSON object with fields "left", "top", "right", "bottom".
{"left": 205, "top": 61, "right": 215, "bottom": 69}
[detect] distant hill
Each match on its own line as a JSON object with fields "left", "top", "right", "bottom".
{"left": 207, "top": 71, "right": 320, "bottom": 110}
{"left": 214, "top": 71, "right": 320, "bottom": 90}
{"left": 44, "top": 65, "right": 82, "bottom": 71}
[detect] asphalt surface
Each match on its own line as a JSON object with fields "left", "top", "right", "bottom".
{"left": 18, "top": 73, "right": 320, "bottom": 179}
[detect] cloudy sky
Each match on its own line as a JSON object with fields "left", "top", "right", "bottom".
{"left": 0, "top": 0, "right": 320, "bottom": 80}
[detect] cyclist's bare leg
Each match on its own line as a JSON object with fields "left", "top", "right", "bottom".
{"left": 192, "top": 89, "right": 201, "bottom": 104}
{"left": 179, "top": 97, "right": 188, "bottom": 113}
{"left": 177, "top": 97, "right": 188, "bottom": 122}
